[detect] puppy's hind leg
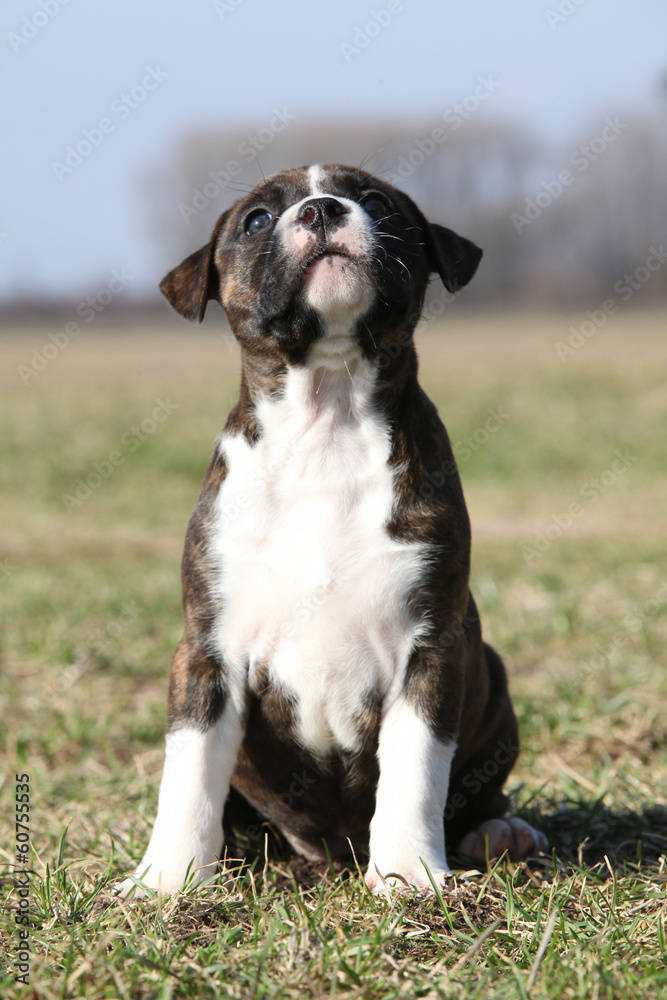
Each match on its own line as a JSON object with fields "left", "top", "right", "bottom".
{"left": 448, "top": 642, "right": 548, "bottom": 864}
{"left": 459, "top": 816, "right": 548, "bottom": 863}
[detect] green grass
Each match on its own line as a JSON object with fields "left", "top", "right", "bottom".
{"left": 1, "top": 316, "right": 666, "bottom": 998}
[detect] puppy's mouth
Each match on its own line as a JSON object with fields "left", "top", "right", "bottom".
{"left": 298, "top": 241, "right": 373, "bottom": 319}
{"left": 302, "top": 247, "right": 356, "bottom": 271}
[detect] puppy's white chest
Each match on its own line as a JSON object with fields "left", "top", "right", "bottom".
{"left": 212, "top": 362, "right": 426, "bottom": 754}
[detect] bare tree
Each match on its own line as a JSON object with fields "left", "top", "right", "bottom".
{"left": 143, "top": 113, "right": 667, "bottom": 308}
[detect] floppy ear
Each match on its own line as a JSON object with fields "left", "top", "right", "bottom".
{"left": 159, "top": 211, "right": 230, "bottom": 322}
{"left": 427, "top": 223, "right": 483, "bottom": 293}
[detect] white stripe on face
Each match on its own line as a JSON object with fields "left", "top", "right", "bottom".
{"left": 308, "top": 163, "right": 325, "bottom": 195}
{"left": 272, "top": 167, "right": 375, "bottom": 325}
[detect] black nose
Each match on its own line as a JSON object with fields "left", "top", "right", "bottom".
{"left": 297, "top": 197, "right": 349, "bottom": 231}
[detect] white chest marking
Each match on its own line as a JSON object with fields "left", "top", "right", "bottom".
{"left": 212, "top": 357, "right": 428, "bottom": 755}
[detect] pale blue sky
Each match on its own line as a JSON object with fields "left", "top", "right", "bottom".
{"left": 1, "top": 0, "right": 666, "bottom": 301}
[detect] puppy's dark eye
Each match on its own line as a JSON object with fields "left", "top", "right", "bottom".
{"left": 360, "top": 194, "right": 390, "bottom": 220}
{"left": 245, "top": 209, "right": 273, "bottom": 236}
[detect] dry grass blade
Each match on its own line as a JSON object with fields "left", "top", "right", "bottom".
{"left": 2, "top": 317, "right": 667, "bottom": 998}
{"left": 450, "top": 918, "right": 502, "bottom": 973}
{"left": 527, "top": 909, "right": 558, "bottom": 992}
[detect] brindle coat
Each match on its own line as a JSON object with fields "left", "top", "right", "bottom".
{"left": 160, "top": 164, "right": 518, "bottom": 862}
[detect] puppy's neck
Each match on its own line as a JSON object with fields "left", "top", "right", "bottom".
{"left": 308, "top": 319, "right": 364, "bottom": 386}
{"left": 229, "top": 313, "right": 420, "bottom": 443}
{"left": 279, "top": 338, "right": 377, "bottom": 432}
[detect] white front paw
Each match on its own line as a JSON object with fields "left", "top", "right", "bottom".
{"left": 365, "top": 854, "right": 451, "bottom": 893}
{"left": 115, "top": 875, "right": 150, "bottom": 900}
{"left": 115, "top": 856, "right": 219, "bottom": 899}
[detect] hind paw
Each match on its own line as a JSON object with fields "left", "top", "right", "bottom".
{"left": 459, "top": 817, "right": 548, "bottom": 863}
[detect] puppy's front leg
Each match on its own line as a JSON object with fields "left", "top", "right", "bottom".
{"left": 366, "top": 693, "right": 455, "bottom": 892}
{"left": 118, "top": 641, "right": 245, "bottom": 897}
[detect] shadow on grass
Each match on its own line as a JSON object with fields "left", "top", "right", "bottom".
{"left": 225, "top": 797, "right": 667, "bottom": 888}
{"left": 534, "top": 799, "right": 667, "bottom": 870}
{"left": 72, "top": 800, "right": 664, "bottom": 924}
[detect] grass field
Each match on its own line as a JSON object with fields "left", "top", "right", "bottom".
{"left": 1, "top": 309, "right": 666, "bottom": 998}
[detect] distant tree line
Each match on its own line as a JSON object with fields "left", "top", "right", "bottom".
{"left": 144, "top": 114, "right": 667, "bottom": 309}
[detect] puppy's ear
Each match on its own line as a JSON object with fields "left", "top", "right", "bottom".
{"left": 159, "top": 211, "right": 230, "bottom": 322}
{"left": 428, "top": 223, "right": 483, "bottom": 294}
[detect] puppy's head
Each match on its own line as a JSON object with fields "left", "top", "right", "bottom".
{"left": 161, "top": 164, "right": 482, "bottom": 367}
